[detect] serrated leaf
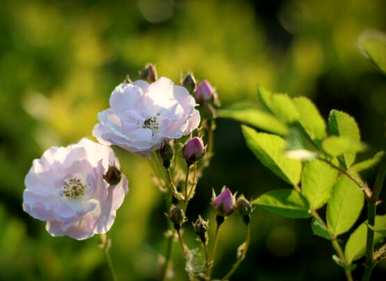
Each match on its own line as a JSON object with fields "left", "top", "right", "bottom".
{"left": 270, "top": 94, "right": 300, "bottom": 123}
{"left": 322, "top": 136, "right": 365, "bottom": 157}
{"left": 311, "top": 219, "right": 332, "bottom": 240}
{"left": 301, "top": 159, "right": 338, "bottom": 209}
{"left": 293, "top": 97, "right": 326, "bottom": 140}
{"left": 253, "top": 189, "right": 310, "bottom": 219}
{"left": 358, "top": 30, "right": 386, "bottom": 74}
{"left": 242, "top": 126, "right": 302, "bottom": 185}
{"left": 351, "top": 151, "right": 385, "bottom": 172}
{"left": 345, "top": 216, "right": 386, "bottom": 264}
{"left": 328, "top": 110, "right": 361, "bottom": 167}
{"left": 257, "top": 87, "right": 273, "bottom": 112}
{"left": 218, "top": 104, "right": 288, "bottom": 135}
{"left": 327, "top": 176, "right": 364, "bottom": 236}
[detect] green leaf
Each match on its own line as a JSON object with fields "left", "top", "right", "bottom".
{"left": 358, "top": 30, "right": 386, "bottom": 74}
{"left": 345, "top": 215, "right": 386, "bottom": 264}
{"left": 351, "top": 151, "right": 385, "bottom": 172}
{"left": 293, "top": 97, "right": 326, "bottom": 140}
{"left": 257, "top": 87, "right": 273, "bottom": 112}
{"left": 285, "top": 124, "right": 318, "bottom": 160}
{"left": 253, "top": 189, "right": 310, "bottom": 219}
{"left": 322, "top": 136, "right": 365, "bottom": 157}
{"left": 257, "top": 88, "right": 299, "bottom": 123}
{"left": 327, "top": 176, "right": 364, "bottom": 236}
{"left": 301, "top": 159, "right": 338, "bottom": 209}
{"left": 242, "top": 126, "right": 302, "bottom": 185}
{"left": 311, "top": 219, "right": 332, "bottom": 240}
{"left": 270, "top": 94, "right": 300, "bottom": 123}
{"left": 218, "top": 104, "right": 288, "bottom": 135}
{"left": 328, "top": 110, "right": 361, "bottom": 167}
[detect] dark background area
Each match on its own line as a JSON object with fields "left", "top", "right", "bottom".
{"left": 0, "top": 0, "right": 385, "bottom": 280}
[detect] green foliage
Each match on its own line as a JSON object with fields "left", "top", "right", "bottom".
{"left": 327, "top": 176, "right": 364, "bottom": 236}
{"left": 218, "top": 103, "right": 287, "bottom": 135}
{"left": 301, "top": 159, "right": 338, "bottom": 209}
{"left": 358, "top": 30, "right": 386, "bottom": 74}
{"left": 253, "top": 189, "right": 310, "bottom": 219}
{"left": 242, "top": 126, "right": 302, "bottom": 185}
{"left": 322, "top": 136, "right": 365, "bottom": 157}
{"left": 345, "top": 215, "right": 386, "bottom": 264}
{"left": 311, "top": 219, "right": 332, "bottom": 240}
{"left": 351, "top": 151, "right": 385, "bottom": 172}
{"left": 327, "top": 110, "right": 361, "bottom": 168}
{"left": 293, "top": 97, "right": 326, "bottom": 140}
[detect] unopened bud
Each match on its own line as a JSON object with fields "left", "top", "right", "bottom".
{"left": 183, "top": 137, "right": 205, "bottom": 166}
{"left": 139, "top": 64, "right": 158, "bottom": 82}
{"left": 236, "top": 195, "right": 253, "bottom": 225}
{"left": 103, "top": 165, "right": 122, "bottom": 185}
{"left": 168, "top": 205, "right": 185, "bottom": 230}
{"left": 160, "top": 141, "right": 174, "bottom": 168}
{"left": 192, "top": 215, "right": 208, "bottom": 244}
{"left": 195, "top": 80, "right": 216, "bottom": 104}
{"left": 182, "top": 73, "right": 197, "bottom": 93}
{"left": 212, "top": 186, "right": 236, "bottom": 216}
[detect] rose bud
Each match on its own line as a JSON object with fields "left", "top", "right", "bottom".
{"left": 168, "top": 205, "right": 186, "bottom": 231}
{"left": 182, "top": 73, "right": 197, "bottom": 93}
{"left": 236, "top": 195, "right": 253, "bottom": 225}
{"left": 195, "top": 80, "right": 216, "bottom": 104}
{"left": 192, "top": 215, "right": 208, "bottom": 244}
{"left": 159, "top": 141, "right": 174, "bottom": 168}
{"left": 183, "top": 137, "right": 205, "bottom": 166}
{"left": 103, "top": 165, "right": 122, "bottom": 186}
{"left": 139, "top": 63, "right": 158, "bottom": 82}
{"left": 212, "top": 186, "right": 236, "bottom": 217}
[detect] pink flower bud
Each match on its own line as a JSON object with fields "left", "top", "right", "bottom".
{"left": 195, "top": 80, "right": 215, "bottom": 104}
{"left": 212, "top": 187, "right": 236, "bottom": 216}
{"left": 183, "top": 137, "right": 205, "bottom": 165}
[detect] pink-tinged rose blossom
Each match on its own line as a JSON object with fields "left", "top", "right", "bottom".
{"left": 212, "top": 187, "right": 236, "bottom": 216}
{"left": 195, "top": 80, "right": 216, "bottom": 104}
{"left": 183, "top": 137, "right": 205, "bottom": 165}
{"left": 23, "top": 138, "right": 128, "bottom": 240}
{"left": 93, "top": 77, "right": 200, "bottom": 154}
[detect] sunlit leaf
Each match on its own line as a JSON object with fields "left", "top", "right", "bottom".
{"left": 358, "top": 30, "right": 386, "bottom": 74}
{"left": 253, "top": 189, "right": 310, "bottom": 219}
{"left": 328, "top": 110, "right": 361, "bottom": 167}
{"left": 301, "top": 159, "right": 338, "bottom": 209}
{"left": 218, "top": 103, "right": 288, "bottom": 135}
{"left": 345, "top": 216, "right": 386, "bottom": 264}
{"left": 322, "top": 136, "right": 365, "bottom": 157}
{"left": 293, "top": 97, "right": 326, "bottom": 140}
{"left": 351, "top": 151, "right": 385, "bottom": 172}
{"left": 242, "top": 126, "right": 302, "bottom": 185}
{"left": 327, "top": 176, "right": 364, "bottom": 236}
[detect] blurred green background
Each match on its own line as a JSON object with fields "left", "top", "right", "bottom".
{"left": 0, "top": 0, "right": 385, "bottom": 280}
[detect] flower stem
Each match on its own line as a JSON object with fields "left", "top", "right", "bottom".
{"left": 221, "top": 224, "right": 251, "bottom": 281}
{"left": 161, "top": 233, "right": 174, "bottom": 281}
{"left": 208, "top": 220, "right": 222, "bottom": 278}
{"left": 100, "top": 234, "right": 118, "bottom": 281}
{"left": 177, "top": 229, "right": 187, "bottom": 257}
{"left": 362, "top": 159, "right": 386, "bottom": 281}
{"left": 184, "top": 165, "right": 191, "bottom": 206}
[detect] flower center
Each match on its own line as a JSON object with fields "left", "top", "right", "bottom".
{"left": 143, "top": 116, "right": 159, "bottom": 134}
{"left": 61, "top": 176, "right": 87, "bottom": 200}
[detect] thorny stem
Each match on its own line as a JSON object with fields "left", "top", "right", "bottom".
{"left": 100, "top": 234, "right": 118, "bottom": 281}
{"left": 221, "top": 224, "right": 251, "bottom": 281}
{"left": 362, "top": 159, "right": 386, "bottom": 281}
